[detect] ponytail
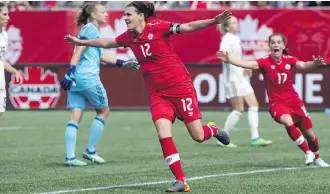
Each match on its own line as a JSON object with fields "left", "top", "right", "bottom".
{"left": 76, "top": 3, "right": 101, "bottom": 27}
{"left": 283, "top": 48, "right": 290, "bottom": 55}
{"left": 76, "top": 4, "right": 89, "bottom": 27}
{"left": 144, "top": 1, "right": 156, "bottom": 18}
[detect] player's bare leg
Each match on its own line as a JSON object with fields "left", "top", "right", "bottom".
{"left": 217, "top": 96, "right": 243, "bottom": 147}
{"left": 185, "top": 119, "right": 229, "bottom": 145}
{"left": 300, "top": 128, "right": 329, "bottom": 167}
{"left": 244, "top": 93, "right": 272, "bottom": 147}
{"left": 65, "top": 109, "right": 87, "bottom": 167}
{"left": 83, "top": 106, "right": 109, "bottom": 164}
{"left": 155, "top": 118, "right": 190, "bottom": 192}
{"left": 279, "top": 114, "right": 314, "bottom": 165}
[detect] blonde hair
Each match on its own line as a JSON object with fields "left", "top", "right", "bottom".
{"left": 76, "top": 2, "right": 102, "bottom": 27}
{"left": 218, "top": 16, "right": 236, "bottom": 35}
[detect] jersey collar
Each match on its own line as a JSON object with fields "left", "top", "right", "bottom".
{"left": 270, "top": 54, "right": 282, "bottom": 65}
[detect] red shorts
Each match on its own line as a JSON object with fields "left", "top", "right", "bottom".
{"left": 269, "top": 98, "right": 312, "bottom": 130}
{"left": 150, "top": 81, "right": 202, "bottom": 124}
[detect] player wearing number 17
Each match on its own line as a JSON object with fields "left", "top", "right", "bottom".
{"left": 65, "top": 1, "right": 231, "bottom": 192}
{"left": 217, "top": 33, "right": 329, "bottom": 167}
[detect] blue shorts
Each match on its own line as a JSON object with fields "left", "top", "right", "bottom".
{"left": 67, "top": 84, "right": 108, "bottom": 110}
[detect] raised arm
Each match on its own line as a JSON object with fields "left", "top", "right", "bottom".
{"left": 295, "top": 55, "right": 326, "bottom": 70}
{"left": 64, "top": 35, "right": 120, "bottom": 49}
{"left": 217, "top": 51, "right": 259, "bottom": 70}
{"left": 178, "top": 10, "right": 231, "bottom": 34}
{"left": 101, "top": 54, "right": 140, "bottom": 70}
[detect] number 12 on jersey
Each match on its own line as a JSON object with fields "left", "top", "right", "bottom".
{"left": 140, "top": 43, "right": 152, "bottom": 57}
{"left": 277, "top": 73, "right": 287, "bottom": 84}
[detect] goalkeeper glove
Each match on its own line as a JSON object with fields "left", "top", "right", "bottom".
{"left": 60, "top": 65, "right": 76, "bottom": 90}
{"left": 116, "top": 59, "right": 140, "bottom": 70}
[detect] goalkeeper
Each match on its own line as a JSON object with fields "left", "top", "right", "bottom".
{"left": 60, "top": 2, "right": 139, "bottom": 167}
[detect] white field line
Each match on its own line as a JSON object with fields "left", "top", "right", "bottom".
{"left": 36, "top": 166, "right": 309, "bottom": 194}
{"left": 0, "top": 126, "right": 23, "bottom": 131}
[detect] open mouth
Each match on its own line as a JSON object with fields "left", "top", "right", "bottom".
{"left": 273, "top": 49, "right": 280, "bottom": 53}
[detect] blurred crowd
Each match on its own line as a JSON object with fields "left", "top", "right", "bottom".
{"left": 4, "top": 1, "right": 330, "bottom": 11}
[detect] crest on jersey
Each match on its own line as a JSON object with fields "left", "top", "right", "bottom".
{"left": 8, "top": 67, "right": 61, "bottom": 109}
{"left": 285, "top": 64, "right": 291, "bottom": 70}
{"left": 5, "top": 25, "right": 23, "bottom": 65}
{"left": 271, "top": 65, "right": 276, "bottom": 69}
{"left": 148, "top": 33, "right": 154, "bottom": 40}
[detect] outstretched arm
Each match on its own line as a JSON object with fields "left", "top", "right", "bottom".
{"left": 64, "top": 35, "right": 121, "bottom": 49}
{"left": 178, "top": 10, "right": 231, "bottom": 34}
{"left": 101, "top": 54, "right": 140, "bottom": 71}
{"left": 295, "top": 55, "right": 326, "bottom": 70}
{"left": 217, "top": 51, "right": 259, "bottom": 70}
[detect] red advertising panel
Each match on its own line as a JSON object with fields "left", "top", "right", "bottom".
{"left": 6, "top": 11, "right": 78, "bottom": 64}
{"left": 5, "top": 65, "right": 330, "bottom": 110}
{"left": 5, "top": 10, "right": 330, "bottom": 65}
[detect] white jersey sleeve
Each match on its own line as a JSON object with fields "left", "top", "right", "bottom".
{"left": 220, "top": 33, "right": 244, "bottom": 83}
{"left": 0, "top": 30, "right": 8, "bottom": 89}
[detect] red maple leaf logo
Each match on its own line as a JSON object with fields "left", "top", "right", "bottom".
{"left": 9, "top": 67, "right": 60, "bottom": 109}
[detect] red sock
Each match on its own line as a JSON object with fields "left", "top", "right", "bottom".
{"left": 286, "top": 124, "right": 310, "bottom": 153}
{"left": 202, "top": 125, "right": 218, "bottom": 141}
{"left": 159, "top": 137, "right": 185, "bottom": 183}
{"left": 308, "top": 137, "right": 320, "bottom": 159}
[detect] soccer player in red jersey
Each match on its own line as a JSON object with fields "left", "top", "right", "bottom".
{"left": 217, "top": 33, "right": 329, "bottom": 167}
{"left": 65, "top": 1, "right": 231, "bottom": 192}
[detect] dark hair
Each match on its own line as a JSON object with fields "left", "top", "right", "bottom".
{"left": 268, "top": 33, "right": 290, "bottom": 55}
{"left": 126, "top": 1, "right": 156, "bottom": 21}
{"left": 0, "top": 2, "right": 7, "bottom": 10}
{"left": 76, "top": 2, "right": 102, "bottom": 27}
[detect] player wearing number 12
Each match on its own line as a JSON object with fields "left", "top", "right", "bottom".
{"left": 65, "top": 1, "right": 231, "bottom": 192}
{"left": 217, "top": 33, "right": 329, "bottom": 167}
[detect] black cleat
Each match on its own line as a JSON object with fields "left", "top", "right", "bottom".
{"left": 207, "top": 122, "right": 230, "bottom": 145}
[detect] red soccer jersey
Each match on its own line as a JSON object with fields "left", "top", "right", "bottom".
{"left": 256, "top": 54, "right": 300, "bottom": 104}
{"left": 115, "top": 19, "right": 191, "bottom": 93}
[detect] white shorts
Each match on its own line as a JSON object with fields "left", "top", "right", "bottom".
{"left": 0, "top": 89, "right": 6, "bottom": 112}
{"left": 224, "top": 79, "right": 254, "bottom": 99}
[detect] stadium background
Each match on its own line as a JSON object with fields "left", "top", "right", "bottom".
{"left": 3, "top": 2, "right": 330, "bottom": 111}
{"left": 2, "top": 2, "right": 330, "bottom": 194}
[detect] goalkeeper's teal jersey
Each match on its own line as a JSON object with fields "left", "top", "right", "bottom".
{"left": 70, "top": 22, "right": 103, "bottom": 91}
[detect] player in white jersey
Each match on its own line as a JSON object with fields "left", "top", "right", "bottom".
{"left": 0, "top": 2, "right": 23, "bottom": 117}
{"left": 217, "top": 16, "right": 272, "bottom": 147}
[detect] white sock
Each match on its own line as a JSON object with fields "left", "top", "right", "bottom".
{"left": 223, "top": 110, "right": 242, "bottom": 135}
{"left": 248, "top": 106, "right": 260, "bottom": 140}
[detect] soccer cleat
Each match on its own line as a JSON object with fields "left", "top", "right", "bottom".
{"left": 83, "top": 149, "right": 105, "bottom": 164}
{"left": 207, "top": 122, "right": 230, "bottom": 145}
{"left": 305, "top": 151, "right": 315, "bottom": 166}
{"left": 65, "top": 157, "right": 87, "bottom": 167}
{"left": 166, "top": 181, "right": 191, "bottom": 193}
{"left": 314, "top": 158, "right": 330, "bottom": 167}
{"left": 251, "top": 138, "right": 273, "bottom": 147}
{"left": 217, "top": 141, "right": 238, "bottom": 148}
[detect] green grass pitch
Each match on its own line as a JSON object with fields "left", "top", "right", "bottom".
{"left": 0, "top": 111, "right": 329, "bottom": 194}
